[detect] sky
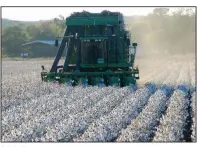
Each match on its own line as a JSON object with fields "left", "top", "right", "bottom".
{"left": 2, "top": 7, "right": 155, "bottom": 21}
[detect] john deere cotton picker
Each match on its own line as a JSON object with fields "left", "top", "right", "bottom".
{"left": 40, "top": 11, "right": 139, "bottom": 87}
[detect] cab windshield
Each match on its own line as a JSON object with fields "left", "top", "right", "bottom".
{"left": 81, "top": 40, "right": 107, "bottom": 64}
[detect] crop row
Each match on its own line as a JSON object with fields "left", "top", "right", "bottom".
{"left": 116, "top": 65, "right": 181, "bottom": 142}
{"left": 153, "top": 66, "right": 191, "bottom": 142}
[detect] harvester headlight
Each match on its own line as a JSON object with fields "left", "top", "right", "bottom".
{"left": 101, "top": 79, "right": 104, "bottom": 82}
{"left": 135, "top": 74, "right": 139, "bottom": 77}
{"left": 118, "top": 78, "right": 120, "bottom": 81}
{"left": 55, "top": 76, "right": 60, "bottom": 79}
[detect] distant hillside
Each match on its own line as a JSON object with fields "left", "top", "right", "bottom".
{"left": 2, "top": 18, "right": 40, "bottom": 28}
{"left": 2, "top": 8, "right": 195, "bottom": 58}
{"left": 2, "top": 16, "right": 138, "bottom": 28}
{"left": 2, "top": 16, "right": 138, "bottom": 29}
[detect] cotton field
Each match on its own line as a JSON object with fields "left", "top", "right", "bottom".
{"left": 1, "top": 55, "right": 196, "bottom": 142}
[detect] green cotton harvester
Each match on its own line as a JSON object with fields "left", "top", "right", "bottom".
{"left": 41, "top": 11, "right": 139, "bottom": 87}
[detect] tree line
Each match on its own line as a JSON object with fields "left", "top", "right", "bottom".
{"left": 2, "top": 8, "right": 196, "bottom": 58}
{"left": 126, "top": 8, "right": 195, "bottom": 56}
{"left": 2, "top": 15, "right": 65, "bottom": 58}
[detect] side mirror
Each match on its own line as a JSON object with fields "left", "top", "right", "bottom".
{"left": 55, "top": 39, "right": 58, "bottom": 47}
{"left": 41, "top": 65, "right": 45, "bottom": 71}
{"left": 132, "top": 43, "right": 137, "bottom": 47}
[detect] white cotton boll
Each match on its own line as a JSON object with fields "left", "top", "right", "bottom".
{"left": 191, "top": 92, "right": 196, "bottom": 142}
{"left": 153, "top": 65, "right": 190, "bottom": 142}
{"left": 2, "top": 60, "right": 193, "bottom": 142}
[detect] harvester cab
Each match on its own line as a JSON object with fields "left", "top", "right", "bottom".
{"left": 41, "top": 11, "right": 139, "bottom": 87}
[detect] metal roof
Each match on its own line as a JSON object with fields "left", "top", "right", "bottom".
{"left": 22, "top": 40, "right": 62, "bottom": 46}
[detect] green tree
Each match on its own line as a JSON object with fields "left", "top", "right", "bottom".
{"left": 2, "top": 10, "right": 195, "bottom": 58}
{"left": 153, "top": 8, "right": 169, "bottom": 16}
{"left": 127, "top": 7, "right": 195, "bottom": 56}
{"left": 2, "top": 26, "right": 30, "bottom": 57}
